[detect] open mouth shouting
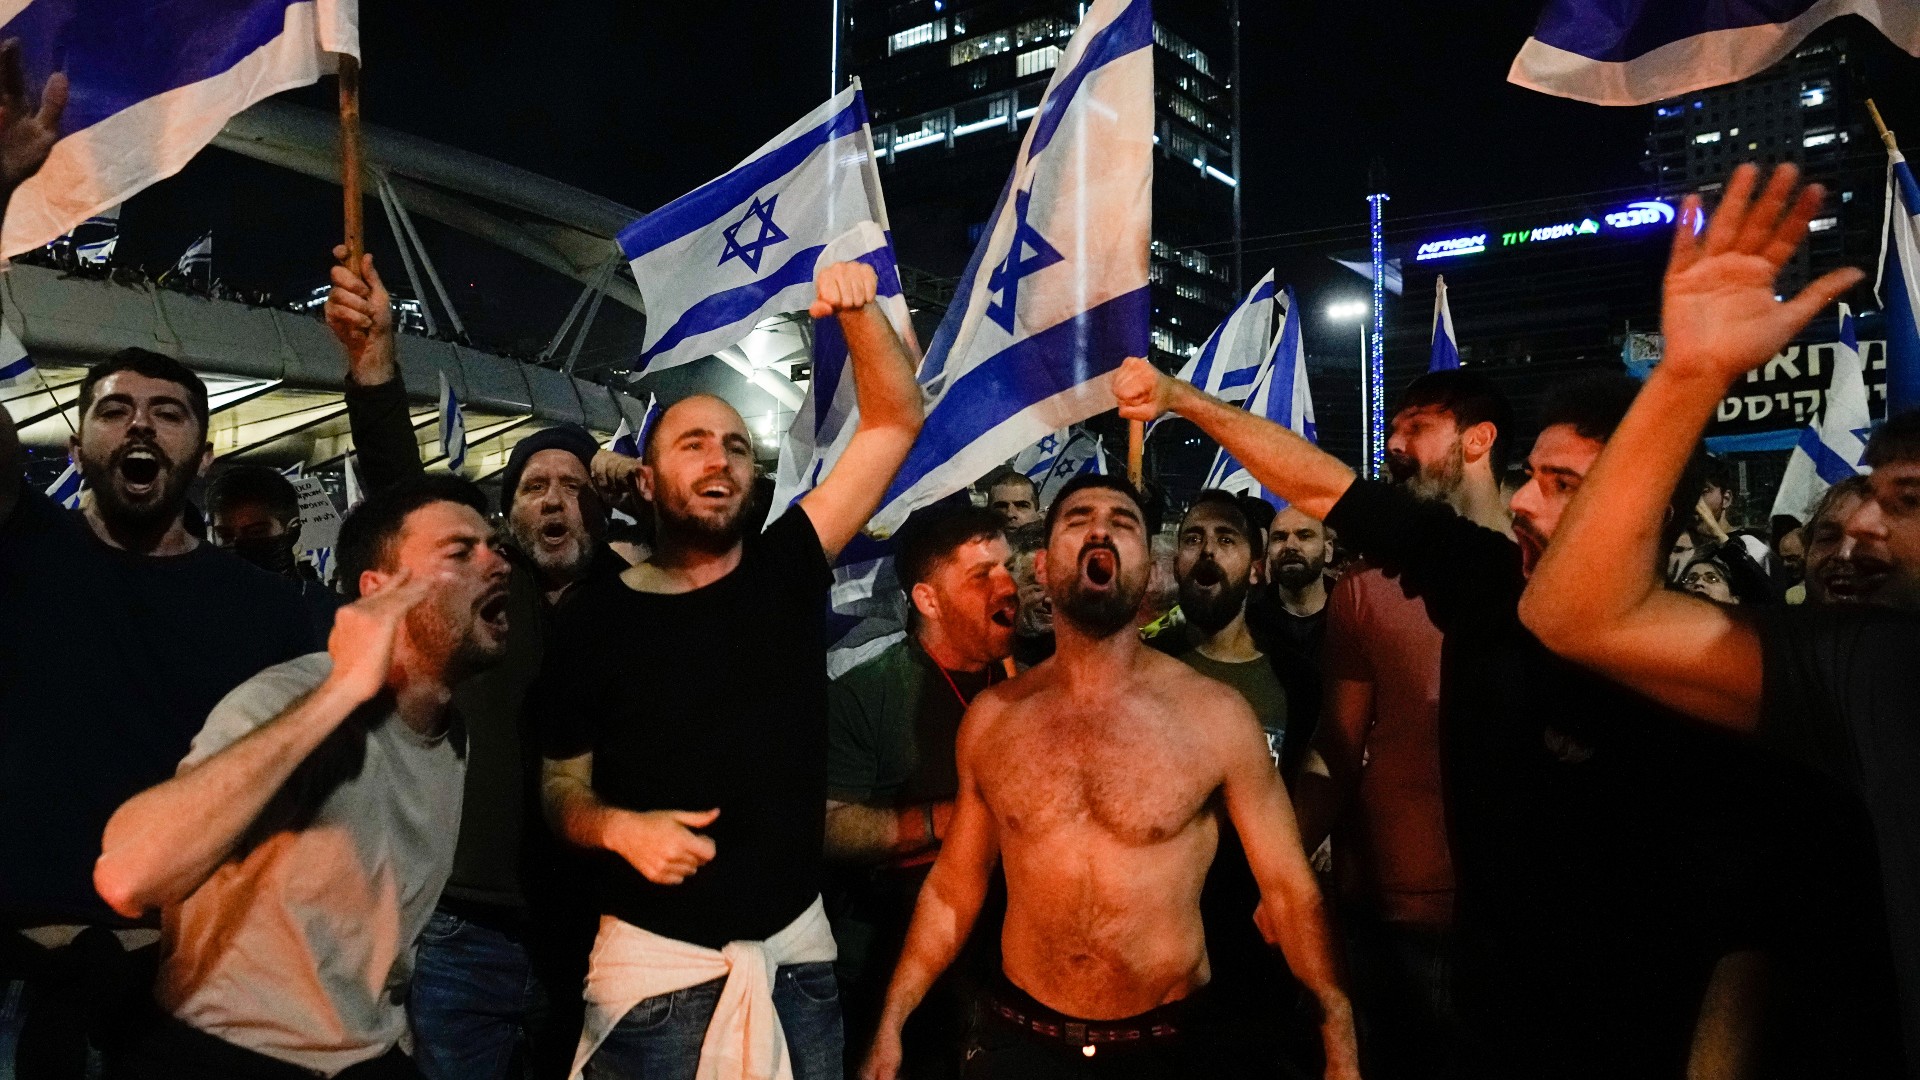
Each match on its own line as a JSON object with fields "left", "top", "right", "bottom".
{"left": 476, "top": 587, "right": 511, "bottom": 634}
{"left": 693, "top": 473, "right": 737, "bottom": 503}
{"left": 1187, "top": 558, "right": 1226, "bottom": 591}
{"left": 1079, "top": 542, "right": 1118, "bottom": 590}
{"left": 114, "top": 444, "right": 167, "bottom": 499}
{"left": 989, "top": 600, "right": 1017, "bottom": 629}
{"left": 537, "top": 519, "right": 576, "bottom": 551}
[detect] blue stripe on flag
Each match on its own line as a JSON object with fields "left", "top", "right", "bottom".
{"left": 1887, "top": 157, "right": 1920, "bottom": 416}
{"left": 616, "top": 101, "right": 867, "bottom": 261}
{"left": 639, "top": 243, "right": 827, "bottom": 365}
{"left": 1529, "top": 0, "right": 1823, "bottom": 63}
{"left": 1027, "top": 0, "right": 1152, "bottom": 158}
{"left": 1797, "top": 424, "right": 1861, "bottom": 486}
{"left": 1218, "top": 366, "right": 1258, "bottom": 391}
{"left": 0, "top": 355, "right": 31, "bottom": 382}
{"left": 2, "top": 0, "right": 311, "bottom": 136}
{"left": 877, "top": 287, "right": 1150, "bottom": 509}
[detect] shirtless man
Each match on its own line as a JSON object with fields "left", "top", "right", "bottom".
{"left": 863, "top": 473, "right": 1358, "bottom": 1079}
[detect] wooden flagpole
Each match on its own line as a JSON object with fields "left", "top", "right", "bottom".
{"left": 339, "top": 54, "right": 365, "bottom": 268}
{"left": 1127, "top": 419, "right": 1144, "bottom": 486}
{"left": 1866, "top": 98, "right": 1898, "bottom": 153}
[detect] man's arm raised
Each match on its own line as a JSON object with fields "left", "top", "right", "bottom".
{"left": 1114, "top": 357, "right": 1355, "bottom": 521}
{"left": 800, "top": 261, "right": 924, "bottom": 562}
{"left": 1215, "top": 687, "right": 1358, "bottom": 1080}
{"left": 1517, "top": 163, "right": 1864, "bottom": 731}
{"left": 94, "top": 573, "right": 431, "bottom": 918}
{"left": 861, "top": 698, "right": 1001, "bottom": 1080}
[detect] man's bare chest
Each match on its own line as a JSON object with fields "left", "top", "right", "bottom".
{"left": 979, "top": 704, "right": 1218, "bottom": 848}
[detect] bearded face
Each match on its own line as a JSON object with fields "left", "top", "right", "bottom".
{"left": 74, "top": 371, "right": 208, "bottom": 534}
{"left": 1385, "top": 406, "right": 1467, "bottom": 505}
{"left": 642, "top": 397, "right": 758, "bottom": 553}
{"left": 507, "top": 449, "right": 603, "bottom": 583}
{"left": 1176, "top": 503, "right": 1254, "bottom": 637}
{"left": 1044, "top": 489, "right": 1150, "bottom": 640}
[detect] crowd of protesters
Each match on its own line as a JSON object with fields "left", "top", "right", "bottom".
{"left": 2, "top": 65, "right": 1918, "bottom": 1080}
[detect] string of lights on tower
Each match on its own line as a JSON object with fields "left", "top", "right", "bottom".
{"left": 1366, "top": 190, "right": 1389, "bottom": 480}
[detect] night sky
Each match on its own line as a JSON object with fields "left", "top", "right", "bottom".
{"left": 106, "top": 2, "right": 1911, "bottom": 360}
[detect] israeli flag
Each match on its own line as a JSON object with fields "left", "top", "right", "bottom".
{"left": 620, "top": 83, "right": 886, "bottom": 375}
{"left": 437, "top": 372, "right": 466, "bottom": 473}
{"left": 74, "top": 210, "right": 119, "bottom": 266}
{"left": 1508, "top": 0, "right": 1920, "bottom": 106}
{"left": 279, "top": 462, "right": 303, "bottom": 479}
{"left": 768, "top": 221, "right": 914, "bottom": 516}
{"left": 1208, "top": 286, "right": 1316, "bottom": 510}
{"left": 0, "top": 1, "right": 357, "bottom": 259}
{"left": 866, "top": 0, "right": 1153, "bottom": 535}
{"left": 0, "top": 323, "right": 35, "bottom": 388}
{"left": 1177, "top": 271, "right": 1278, "bottom": 405}
{"left": 1772, "top": 305, "right": 1872, "bottom": 523}
{"left": 1033, "top": 427, "right": 1107, "bottom": 507}
{"left": 172, "top": 232, "right": 212, "bottom": 285}
{"left": 1430, "top": 274, "right": 1461, "bottom": 372}
{"left": 46, "top": 461, "right": 81, "bottom": 510}
{"left": 608, "top": 417, "right": 638, "bottom": 459}
{"left": 343, "top": 453, "right": 365, "bottom": 510}
{"left": 1880, "top": 146, "right": 1920, "bottom": 416}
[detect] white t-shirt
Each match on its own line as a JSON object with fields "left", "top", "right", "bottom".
{"left": 155, "top": 653, "right": 465, "bottom": 1076}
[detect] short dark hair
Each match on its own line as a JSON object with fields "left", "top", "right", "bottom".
{"left": 1182, "top": 489, "right": 1254, "bottom": 545}
{"left": 895, "top": 504, "right": 1006, "bottom": 592}
{"left": 1865, "top": 409, "right": 1920, "bottom": 468}
{"left": 984, "top": 468, "right": 1038, "bottom": 502}
{"left": 1390, "top": 369, "right": 1516, "bottom": 473}
{"left": 1236, "top": 493, "right": 1275, "bottom": 539}
{"left": 78, "top": 349, "right": 210, "bottom": 437}
{"left": 1538, "top": 372, "right": 1642, "bottom": 443}
{"left": 1043, "top": 473, "right": 1146, "bottom": 539}
{"left": 1005, "top": 520, "right": 1047, "bottom": 556}
{"left": 205, "top": 465, "right": 301, "bottom": 525}
{"left": 1807, "top": 474, "right": 1872, "bottom": 532}
{"left": 1701, "top": 454, "right": 1735, "bottom": 494}
{"left": 335, "top": 474, "right": 489, "bottom": 598}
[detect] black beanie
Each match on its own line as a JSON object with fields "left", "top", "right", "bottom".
{"left": 499, "top": 424, "right": 600, "bottom": 508}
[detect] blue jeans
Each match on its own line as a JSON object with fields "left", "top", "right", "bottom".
{"left": 583, "top": 962, "right": 842, "bottom": 1080}
{"left": 409, "top": 908, "right": 548, "bottom": 1080}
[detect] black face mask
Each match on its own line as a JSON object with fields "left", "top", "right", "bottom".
{"left": 230, "top": 535, "right": 299, "bottom": 577}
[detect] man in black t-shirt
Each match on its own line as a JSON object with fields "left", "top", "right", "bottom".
{"left": 534, "top": 260, "right": 922, "bottom": 1079}
{"left": 1109, "top": 168, "right": 1875, "bottom": 1076}
{"left": 1, "top": 352, "right": 319, "bottom": 1077}
{"left": 1520, "top": 163, "right": 1920, "bottom": 1073}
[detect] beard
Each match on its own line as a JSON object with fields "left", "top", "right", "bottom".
{"left": 1178, "top": 556, "right": 1250, "bottom": 637}
{"left": 1270, "top": 553, "right": 1324, "bottom": 590}
{"left": 508, "top": 513, "right": 596, "bottom": 582}
{"left": 1386, "top": 441, "right": 1466, "bottom": 504}
{"left": 655, "top": 474, "right": 751, "bottom": 552}
{"left": 408, "top": 593, "right": 508, "bottom": 680}
{"left": 1054, "top": 537, "right": 1144, "bottom": 640}
{"left": 79, "top": 437, "right": 195, "bottom": 532}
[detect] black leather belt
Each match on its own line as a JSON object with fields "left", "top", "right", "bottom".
{"left": 986, "top": 995, "right": 1181, "bottom": 1046}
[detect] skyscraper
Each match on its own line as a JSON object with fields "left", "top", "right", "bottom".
{"left": 837, "top": 0, "right": 1242, "bottom": 370}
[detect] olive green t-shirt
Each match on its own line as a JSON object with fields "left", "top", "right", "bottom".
{"left": 1175, "top": 648, "right": 1288, "bottom": 769}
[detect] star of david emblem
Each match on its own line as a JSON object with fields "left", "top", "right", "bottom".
{"left": 719, "top": 195, "right": 789, "bottom": 273}
{"left": 1039, "top": 434, "right": 1059, "bottom": 454}
{"left": 985, "top": 187, "right": 1064, "bottom": 333}
{"left": 1853, "top": 425, "right": 1874, "bottom": 467}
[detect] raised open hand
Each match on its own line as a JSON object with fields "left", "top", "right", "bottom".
{"left": 0, "top": 39, "right": 67, "bottom": 191}
{"left": 1661, "top": 163, "right": 1865, "bottom": 387}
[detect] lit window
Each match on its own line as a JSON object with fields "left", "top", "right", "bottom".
{"left": 888, "top": 19, "right": 946, "bottom": 55}
{"left": 1016, "top": 45, "right": 1062, "bottom": 77}
{"left": 1808, "top": 216, "right": 1839, "bottom": 232}
{"left": 1803, "top": 132, "right": 1838, "bottom": 148}
{"left": 1729, "top": 127, "right": 1739, "bottom": 136}
{"left": 1694, "top": 131, "right": 1721, "bottom": 144}
{"left": 1153, "top": 23, "right": 1214, "bottom": 77}
{"left": 1800, "top": 83, "right": 1829, "bottom": 107}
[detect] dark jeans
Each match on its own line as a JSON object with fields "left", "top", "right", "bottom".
{"left": 0, "top": 929, "right": 157, "bottom": 1080}
{"left": 126, "top": 1016, "right": 419, "bottom": 1080}
{"left": 409, "top": 906, "right": 555, "bottom": 1080}
{"left": 1340, "top": 909, "right": 1458, "bottom": 1080}
{"left": 959, "top": 978, "right": 1256, "bottom": 1080}
{"left": 583, "top": 962, "right": 843, "bottom": 1080}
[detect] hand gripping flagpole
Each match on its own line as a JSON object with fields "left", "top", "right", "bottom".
{"left": 339, "top": 54, "right": 365, "bottom": 269}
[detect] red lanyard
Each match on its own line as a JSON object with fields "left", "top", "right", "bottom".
{"left": 935, "top": 663, "right": 992, "bottom": 709}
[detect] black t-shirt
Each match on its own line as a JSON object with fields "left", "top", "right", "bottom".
{"left": 535, "top": 509, "right": 834, "bottom": 949}
{"left": 1762, "top": 604, "right": 1920, "bottom": 1069}
{"left": 0, "top": 490, "right": 320, "bottom": 926}
{"left": 1325, "top": 480, "right": 1827, "bottom": 1074}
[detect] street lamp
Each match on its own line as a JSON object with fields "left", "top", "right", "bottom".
{"left": 1326, "top": 299, "right": 1371, "bottom": 474}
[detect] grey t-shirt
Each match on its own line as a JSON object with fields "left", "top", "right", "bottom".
{"left": 155, "top": 654, "right": 466, "bottom": 1076}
